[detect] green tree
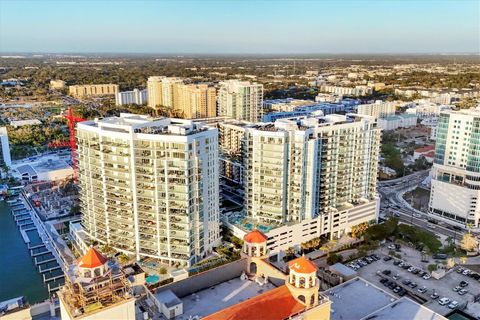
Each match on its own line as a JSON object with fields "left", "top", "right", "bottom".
{"left": 428, "top": 264, "right": 437, "bottom": 272}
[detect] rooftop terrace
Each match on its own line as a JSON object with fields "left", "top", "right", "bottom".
{"left": 327, "top": 277, "right": 396, "bottom": 320}
{"left": 178, "top": 277, "right": 276, "bottom": 319}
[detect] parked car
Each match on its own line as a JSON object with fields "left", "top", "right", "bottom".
{"left": 402, "top": 279, "right": 411, "bottom": 285}
{"left": 423, "top": 274, "right": 431, "bottom": 280}
{"left": 382, "top": 270, "right": 392, "bottom": 275}
{"left": 430, "top": 292, "right": 439, "bottom": 299}
{"left": 384, "top": 256, "right": 393, "bottom": 261}
{"left": 388, "top": 282, "right": 397, "bottom": 289}
{"left": 448, "top": 301, "right": 459, "bottom": 309}
{"left": 393, "top": 286, "right": 401, "bottom": 293}
{"left": 460, "top": 281, "right": 469, "bottom": 287}
{"left": 398, "top": 288, "right": 407, "bottom": 296}
{"left": 458, "top": 289, "right": 468, "bottom": 296}
{"left": 380, "top": 278, "right": 388, "bottom": 284}
{"left": 457, "top": 267, "right": 464, "bottom": 274}
{"left": 393, "top": 274, "right": 401, "bottom": 280}
{"left": 393, "top": 260, "right": 402, "bottom": 266}
{"left": 453, "top": 286, "right": 461, "bottom": 292}
{"left": 418, "top": 286, "right": 427, "bottom": 294}
{"left": 409, "top": 282, "right": 418, "bottom": 288}
{"left": 387, "top": 244, "right": 396, "bottom": 250}
{"left": 463, "top": 270, "right": 471, "bottom": 276}
{"left": 408, "top": 267, "right": 416, "bottom": 272}
{"left": 438, "top": 298, "right": 451, "bottom": 306}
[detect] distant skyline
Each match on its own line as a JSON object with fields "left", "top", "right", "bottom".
{"left": 0, "top": 0, "right": 479, "bottom": 54}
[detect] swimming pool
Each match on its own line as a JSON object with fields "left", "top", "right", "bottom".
{"left": 242, "top": 223, "right": 272, "bottom": 233}
{"left": 146, "top": 274, "right": 160, "bottom": 285}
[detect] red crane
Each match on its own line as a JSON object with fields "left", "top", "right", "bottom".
{"left": 48, "top": 107, "right": 85, "bottom": 182}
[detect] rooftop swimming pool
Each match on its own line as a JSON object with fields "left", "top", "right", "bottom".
{"left": 145, "top": 274, "right": 160, "bottom": 285}
{"left": 242, "top": 222, "right": 272, "bottom": 233}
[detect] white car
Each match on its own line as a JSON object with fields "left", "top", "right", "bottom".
{"left": 423, "top": 274, "right": 431, "bottom": 280}
{"left": 438, "top": 298, "right": 451, "bottom": 306}
{"left": 387, "top": 244, "right": 396, "bottom": 250}
{"left": 448, "top": 301, "right": 459, "bottom": 309}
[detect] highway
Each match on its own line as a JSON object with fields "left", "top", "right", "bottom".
{"left": 378, "top": 170, "right": 469, "bottom": 240}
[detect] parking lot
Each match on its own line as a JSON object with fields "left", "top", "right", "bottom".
{"left": 345, "top": 245, "right": 480, "bottom": 317}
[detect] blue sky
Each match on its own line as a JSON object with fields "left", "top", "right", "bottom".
{"left": 0, "top": 0, "right": 478, "bottom": 54}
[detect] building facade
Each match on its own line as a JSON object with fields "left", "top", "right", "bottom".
{"left": 319, "top": 85, "right": 373, "bottom": 97}
{"left": 429, "top": 108, "right": 480, "bottom": 228}
{"left": 69, "top": 84, "right": 119, "bottom": 98}
{"left": 147, "top": 76, "right": 183, "bottom": 110}
{"left": 116, "top": 88, "right": 148, "bottom": 106}
{"left": 220, "top": 114, "right": 381, "bottom": 246}
{"left": 218, "top": 80, "right": 264, "bottom": 122}
{"left": 147, "top": 77, "right": 216, "bottom": 118}
{"left": 50, "top": 79, "right": 66, "bottom": 90}
{"left": 77, "top": 114, "right": 221, "bottom": 266}
{"left": 356, "top": 100, "right": 397, "bottom": 119}
{"left": 175, "top": 84, "right": 217, "bottom": 119}
{"left": 0, "top": 127, "right": 12, "bottom": 168}
{"left": 243, "top": 115, "right": 380, "bottom": 226}
{"left": 377, "top": 114, "right": 417, "bottom": 131}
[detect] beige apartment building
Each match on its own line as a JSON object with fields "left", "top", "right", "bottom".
{"left": 69, "top": 84, "right": 119, "bottom": 98}
{"left": 50, "top": 79, "right": 66, "bottom": 90}
{"left": 147, "top": 76, "right": 183, "bottom": 109}
{"left": 175, "top": 84, "right": 216, "bottom": 119}
{"left": 147, "top": 76, "right": 216, "bottom": 118}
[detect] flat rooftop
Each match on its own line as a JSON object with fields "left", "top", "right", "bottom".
{"left": 178, "top": 277, "right": 276, "bottom": 320}
{"left": 363, "top": 297, "right": 446, "bottom": 320}
{"left": 326, "top": 277, "right": 397, "bottom": 320}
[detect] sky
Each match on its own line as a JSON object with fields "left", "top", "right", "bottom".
{"left": 0, "top": 0, "right": 479, "bottom": 54}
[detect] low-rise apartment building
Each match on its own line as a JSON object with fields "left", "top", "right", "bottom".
{"left": 69, "top": 84, "right": 119, "bottom": 98}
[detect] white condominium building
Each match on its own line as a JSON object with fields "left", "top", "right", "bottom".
{"left": 116, "top": 88, "right": 148, "bottom": 106}
{"left": 429, "top": 108, "right": 480, "bottom": 228}
{"left": 243, "top": 114, "right": 380, "bottom": 226}
{"left": 218, "top": 80, "right": 264, "bottom": 122}
{"left": 356, "top": 100, "right": 397, "bottom": 119}
{"left": 76, "top": 114, "right": 220, "bottom": 267}
{"left": 319, "top": 85, "right": 373, "bottom": 97}
{"left": 0, "top": 126, "right": 12, "bottom": 168}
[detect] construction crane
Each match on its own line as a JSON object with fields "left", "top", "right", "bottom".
{"left": 47, "top": 107, "right": 85, "bottom": 182}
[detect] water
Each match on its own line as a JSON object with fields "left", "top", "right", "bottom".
{"left": 0, "top": 202, "right": 49, "bottom": 304}
{"left": 146, "top": 274, "right": 160, "bottom": 284}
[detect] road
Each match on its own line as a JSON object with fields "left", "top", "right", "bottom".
{"left": 378, "top": 170, "right": 469, "bottom": 240}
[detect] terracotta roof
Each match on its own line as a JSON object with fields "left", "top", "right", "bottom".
{"left": 288, "top": 256, "right": 318, "bottom": 274}
{"left": 244, "top": 229, "right": 268, "bottom": 243}
{"left": 203, "top": 285, "right": 305, "bottom": 320}
{"left": 78, "top": 247, "right": 108, "bottom": 269}
{"left": 414, "top": 145, "right": 435, "bottom": 154}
